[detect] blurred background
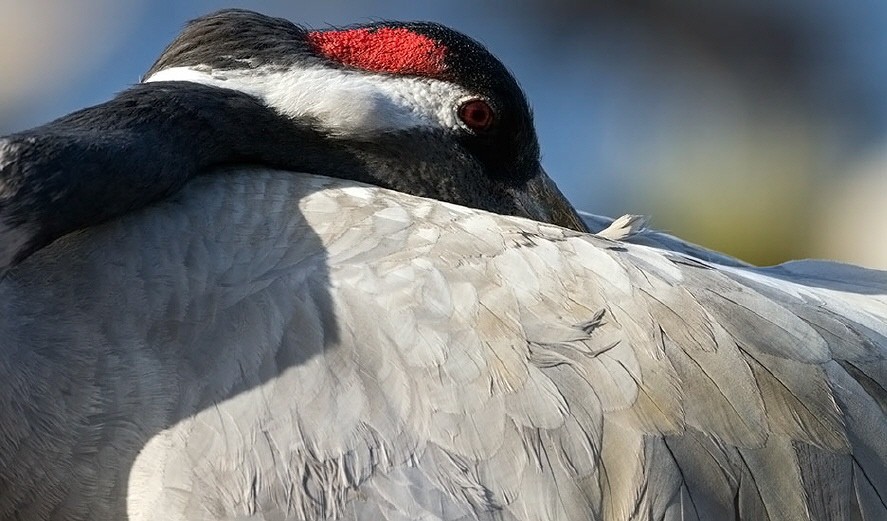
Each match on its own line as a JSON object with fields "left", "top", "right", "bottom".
{"left": 2, "top": 0, "right": 886, "bottom": 268}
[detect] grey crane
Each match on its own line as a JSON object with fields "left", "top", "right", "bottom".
{"left": 0, "top": 9, "right": 884, "bottom": 521}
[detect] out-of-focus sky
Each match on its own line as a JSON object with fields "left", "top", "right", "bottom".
{"left": 2, "top": 0, "right": 886, "bottom": 268}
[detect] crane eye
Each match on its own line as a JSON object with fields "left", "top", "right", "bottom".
{"left": 457, "top": 98, "right": 495, "bottom": 132}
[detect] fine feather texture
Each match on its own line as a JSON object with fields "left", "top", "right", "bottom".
{"left": 1, "top": 169, "right": 885, "bottom": 521}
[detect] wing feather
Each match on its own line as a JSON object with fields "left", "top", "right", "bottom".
{"left": 4, "top": 170, "right": 886, "bottom": 520}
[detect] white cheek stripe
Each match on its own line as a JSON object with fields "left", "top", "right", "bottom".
{"left": 145, "top": 65, "right": 472, "bottom": 137}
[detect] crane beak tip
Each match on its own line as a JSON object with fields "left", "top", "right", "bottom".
{"left": 514, "top": 168, "right": 589, "bottom": 233}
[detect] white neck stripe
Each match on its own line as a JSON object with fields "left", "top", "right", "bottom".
{"left": 145, "top": 65, "right": 471, "bottom": 138}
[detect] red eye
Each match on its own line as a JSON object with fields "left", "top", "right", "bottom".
{"left": 458, "top": 99, "right": 495, "bottom": 132}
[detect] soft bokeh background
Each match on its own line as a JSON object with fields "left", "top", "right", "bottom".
{"left": 2, "top": 0, "right": 886, "bottom": 268}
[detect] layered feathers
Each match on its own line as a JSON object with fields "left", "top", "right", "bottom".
{"left": 2, "top": 169, "right": 884, "bottom": 520}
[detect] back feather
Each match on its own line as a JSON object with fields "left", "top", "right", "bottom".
{"left": 1, "top": 169, "right": 885, "bottom": 521}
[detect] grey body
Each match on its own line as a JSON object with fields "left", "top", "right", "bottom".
{"left": 0, "top": 9, "right": 883, "bottom": 520}
{"left": 2, "top": 169, "right": 884, "bottom": 520}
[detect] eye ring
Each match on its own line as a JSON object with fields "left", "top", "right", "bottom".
{"left": 457, "top": 98, "right": 495, "bottom": 132}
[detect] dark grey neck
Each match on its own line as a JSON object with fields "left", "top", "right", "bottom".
{"left": 0, "top": 81, "right": 515, "bottom": 271}
{"left": 0, "top": 82, "right": 370, "bottom": 268}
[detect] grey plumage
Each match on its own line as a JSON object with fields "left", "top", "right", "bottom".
{"left": 1, "top": 9, "right": 883, "bottom": 520}
{"left": 2, "top": 169, "right": 884, "bottom": 520}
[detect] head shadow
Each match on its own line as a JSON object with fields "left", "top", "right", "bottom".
{"left": 0, "top": 169, "right": 342, "bottom": 518}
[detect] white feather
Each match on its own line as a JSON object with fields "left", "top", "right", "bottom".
{"left": 145, "top": 65, "right": 472, "bottom": 137}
